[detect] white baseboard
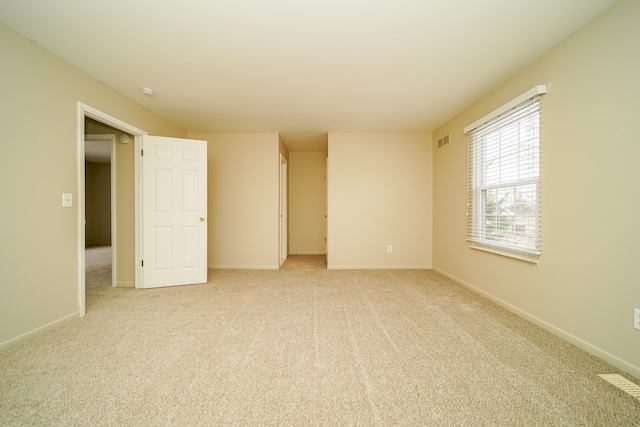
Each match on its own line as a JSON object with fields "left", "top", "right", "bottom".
{"left": 328, "top": 265, "right": 432, "bottom": 270}
{"left": 289, "top": 252, "right": 326, "bottom": 255}
{"left": 432, "top": 267, "right": 640, "bottom": 380}
{"left": 116, "top": 281, "right": 135, "bottom": 288}
{"left": 209, "top": 265, "right": 279, "bottom": 270}
{"left": 0, "top": 312, "right": 79, "bottom": 351}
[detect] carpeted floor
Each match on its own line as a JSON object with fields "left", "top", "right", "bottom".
{"left": 0, "top": 250, "right": 639, "bottom": 426}
{"left": 281, "top": 254, "right": 327, "bottom": 270}
{"left": 85, "top": 244, "right": 112, "bottom": 288}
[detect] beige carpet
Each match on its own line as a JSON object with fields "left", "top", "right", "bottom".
{"left": 281, "top": 254, "right": 327, "bottom": 270}
{"left": 85, "top": 245, "right": 112, "bottom": 290}
{"left": 1, "top": 254, "right": 639, "bottom": 426}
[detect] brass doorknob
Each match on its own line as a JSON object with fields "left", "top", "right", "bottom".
{"left": 200, "top": 217, "right": 205, "bottom": 222}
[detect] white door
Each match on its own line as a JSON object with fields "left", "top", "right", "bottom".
{"left": 141, "top": 136, "right": 207, "bottom": 288}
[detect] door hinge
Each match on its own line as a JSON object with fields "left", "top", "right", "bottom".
{"left": 141, "top": 260, "right": 144, "bottom": 267}
{"left": 141, "top": 149, "right": 144, "bottom": 156}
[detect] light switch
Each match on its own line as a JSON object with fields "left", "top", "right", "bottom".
{"left": 62, "top": 193, "right": 73, "bottom": 207}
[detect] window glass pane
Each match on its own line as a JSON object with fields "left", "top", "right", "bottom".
{"left": 468, "top": 96, "right": 541, "bottom": 261}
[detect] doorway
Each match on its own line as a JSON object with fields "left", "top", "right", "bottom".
{"left": 78, "top": 103, "right": 209, "bottom": 314}
{"left": 78, "top": 103, "right": 147, "bottom": 316}
{"left": 84, "top": 132, "right": 116, "bottom": 298}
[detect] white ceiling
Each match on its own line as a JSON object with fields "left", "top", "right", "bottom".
{"left": 0, "top": 0, "right": 618, "bottom": 151}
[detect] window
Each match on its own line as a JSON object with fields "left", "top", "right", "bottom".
{"left": 464, "top": 86, "right": 546, "bottom": 263}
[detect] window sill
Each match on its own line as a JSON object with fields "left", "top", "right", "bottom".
{"left": 469, "top": 243, "right": 540, "bottom": 265}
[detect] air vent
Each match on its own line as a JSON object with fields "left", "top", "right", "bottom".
{"left": 437, "top": 134, "right": 450, "bottom": 149}
{"left": 599, "top": 374, "right": 640, "bottom": 401}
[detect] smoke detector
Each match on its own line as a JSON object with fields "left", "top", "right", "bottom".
{"left": 142, "top": 88, "right": 154, "bottom": 96}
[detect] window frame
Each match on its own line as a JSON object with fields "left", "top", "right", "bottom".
{"left": 464, "top": 86, "right": 546, "bottom": 263}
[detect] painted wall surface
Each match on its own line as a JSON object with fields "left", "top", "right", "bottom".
{"left": 84, "top": 162, "right": 111, "bottom": 245}
{"left": 189, "top": 132, "right": 281, "bottom": 269}
{"left": 0, "top": 23, "right": 186, "bottom": 346}
{"left": 327, "top": 133, "right": 432, "bottom": 269}
{"left": 289, "top": 152, "right": 327, "bottom": 255}
{"left": 432, "top": 0, "right": 640, "bottom": 377}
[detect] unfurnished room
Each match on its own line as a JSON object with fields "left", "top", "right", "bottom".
{"left": 0, "top": 0, "right": 639, "bottom": 425}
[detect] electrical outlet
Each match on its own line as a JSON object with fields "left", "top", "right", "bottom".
{"left": 634, "top": 308, "right": 640, "bottom": 331}
{"left": 387, "top": 245, "right": 392, "bottom": 253}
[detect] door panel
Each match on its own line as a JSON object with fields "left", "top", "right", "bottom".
{"left": 142, "top": 136, "right": 207, "bottom": 288}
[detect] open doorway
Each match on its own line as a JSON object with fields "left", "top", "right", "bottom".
{"left": 78, "top": 104, "right": 146, "bottom": 316}
{"left": 285, "top": 150, "right": 328, "bottom": 269}
{"left": 84, "top": 130, "right": 117, "bottom": 311}
{"left": 78, "top": 103, "right": 209, "bottom": 314}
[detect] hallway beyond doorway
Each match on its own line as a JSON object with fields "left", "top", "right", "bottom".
{"left": 280, "top": 254, "right": 326, "bottom": 270}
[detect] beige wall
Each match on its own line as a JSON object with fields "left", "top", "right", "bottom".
{"left": 189, "top": 132, "right": 281, "bottom": 269}
{"left": 327, "top": 133, "right": 432, "bottom": 268}
{"left": 432, "top": 0, "right": 640, "bottom": 377}
{"left": 84, "top": 162, "right": 111, "bottom": 245}
{"left": 0, "top": 23, "right": 186, "bottom": 346}
{"left": 289, "top": 152, "right": 327, "bottom": 255}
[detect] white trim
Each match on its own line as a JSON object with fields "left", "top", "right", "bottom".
{"left": 82, "top": 104, "right": 146, "bottom": 136}
{"left": 432, "top": 266, "right": 640, "bottom": 380}
{"left": 209, "top": 265, "right": 279, "bottom": 270}
{"left": 0, "top": 312, "right": 79, "bottom": 351}
{"left": 77, "top": 106, "right": 86, "bottom": 316}
{"left": 327, "top": 265, "right": 432, "bottom": 270}
{"left": 470, "top": 244, "right": 540, "bottom": 265}
{"left": 464, "top": 85, "right": 547, "bottom": 134}
{"left": 279, "top": 154, "right": 288, "bottom": 267}
{"left": 115, "top": 281, "right": 135, "bottom": 288}
{"left": 78, "top": 103, "right": 148, "bottom": 315}
{"left": 134, "top": 135, "right": 142, "bottom": 289}
{"left": 111, "top": 139, "right": 117, "bottom": 287}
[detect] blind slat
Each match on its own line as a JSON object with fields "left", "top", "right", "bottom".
{"left": 467, "top": 88, "right": 544, "bottom": 263}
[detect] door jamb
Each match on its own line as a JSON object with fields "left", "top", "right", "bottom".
{"left": 279, "top": 154, "right": 288, "bottom": 266}
{"left": 77, "top": 103, "right": 147, "bottom": 316}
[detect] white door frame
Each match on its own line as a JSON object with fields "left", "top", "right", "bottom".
{"left": 77, "top": 103, "right": 147, "bottom": 316}
{"left": 279, "top": 154, "right": 288, "bottom": 266}
{"left": 84, "top": 133, "right": 117, "bottom": 288}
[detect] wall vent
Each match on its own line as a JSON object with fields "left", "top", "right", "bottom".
{"left": 437, "top": 134, "right": 450, "bottom": 149}
{"left": 599, "top": 374, "right": 640, "bottom": 401}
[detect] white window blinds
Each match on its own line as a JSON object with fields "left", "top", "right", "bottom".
{"left": 465, "top": 86, "right": 546, "bottom": 263}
